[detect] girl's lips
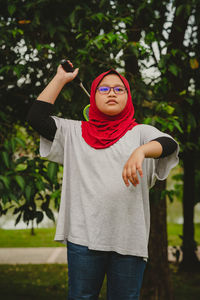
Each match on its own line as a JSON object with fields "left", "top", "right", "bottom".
{"left": 106, "top": 99, "right": 118, "bottom": 104}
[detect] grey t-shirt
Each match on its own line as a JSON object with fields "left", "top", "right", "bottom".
{"left": 40, "top": 118, "right": 179, "bottom": 260}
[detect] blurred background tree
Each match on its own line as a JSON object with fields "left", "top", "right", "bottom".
{"left": 1, "top": 0, "right": 200, "bottom": 299}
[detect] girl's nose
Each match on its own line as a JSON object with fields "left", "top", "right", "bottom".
{"left": 108, "top": 88, "right": 116, "bottom": 96}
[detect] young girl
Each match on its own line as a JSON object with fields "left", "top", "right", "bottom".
{"left": 27, "top": 61, "right": 179, "bottom": 300}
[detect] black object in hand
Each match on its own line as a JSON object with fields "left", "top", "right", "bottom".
{"left": 60, "top": 59, "right": 90, "bottom": 98}
{"left": 60, "top": 59, "right": 81, "bottom": 84}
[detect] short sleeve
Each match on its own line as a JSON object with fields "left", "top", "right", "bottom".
{"left": 140, "top": 124, "right": 179, "bottom": 187}
{"left": 39, "top": 116, "right": 67, "bottom": 165}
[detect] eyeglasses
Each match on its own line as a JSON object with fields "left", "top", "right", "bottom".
{"left": 96, "top": 86, "right": 127, "bottom": 95}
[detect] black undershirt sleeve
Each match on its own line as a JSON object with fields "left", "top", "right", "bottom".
{"left": 26, "top": 100, "right": 57, "bottom": 142}
{"left": 26, "top": 100, "right": 177, "bottom": 157}
{"left": 152, "top": 136, "right": 177, "bottom": 158}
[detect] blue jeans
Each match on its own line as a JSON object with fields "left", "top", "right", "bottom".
{"left": 67, "top": 241, "right": 147, "bottom": 300}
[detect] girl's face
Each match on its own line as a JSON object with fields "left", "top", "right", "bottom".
{"left": 95, "top": 74, "right": 128, "bottom": 116}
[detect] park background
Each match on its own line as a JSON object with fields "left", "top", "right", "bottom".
{"left": 0, "top": 0, "right": 200, "bottom": 299}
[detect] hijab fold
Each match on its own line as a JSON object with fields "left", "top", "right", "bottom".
{"left": 81, "top": 70, "right": 138, "bottom": 149}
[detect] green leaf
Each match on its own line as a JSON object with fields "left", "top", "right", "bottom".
{"left": 3, "top": 140, "right": 10, "bottom": 151}
{"left": 77, "top": 49, "right": 88, "bottom": 55}
{"left": 36, "top": 211, "right": 44, "bottom": 224}
{"left": 13, "top": 206, "right": 23, "bottom": 215}
{"left": 15, "top": 213, "right": 22, "bottom": 226}
{"left": 35, "top": 180, "right": 45, "bottom": 191}
{"left": 8, "top": 5, "right": 16, "bottom": 16}
{"left": 176, "top": 4, "right": 191, "bottom": 17}
{"left": 2, "top": 195, "right": 8, "bottom": 205}
{"left": 2, "top": 152, "right": 10, "bottom": 168}
{"left": 10, "top": 138, "right": 17, "bottom": 152}
{"left": 50, "top": 189, "right": 61, "bottom": 200}
{"left": 179, "top": 90, "right": 186, "bottom": 96}
{"left": 45, "top": 208, "right": 55, "bottom": 222}
{"left": 15, "top": 175, "right": 25, "bottom": 191}
{"left": 165, "top": 105, "right": 175, "bottom": 114}
{"left": 13, "top": 66, "right": 23, "bottom": 78}
{"left": 106, "top": 32, "right": 116, "bottom": 43}
{"left": 41, "top": 196, "right": 50, "bottom": 211}
{"left": 143, "top": 117, "right": 153, "bottom": 124}
{"left": 62, "top": 89, "right": 72, "bottom": 101}
{"left": 92, "top": 35, "right": 105, "bottom": 50}
{"left": 25, "top": 185, "right": 32, "bottom": 201}
{"left": 196, "top": 89, "right": 200, "bottom": 97}
{"left": 47, "top": 162, "right": 58, "bottom": 182}
{"left": 76, "top": 33, "right": 82, "bottom": 39}
{"left": 0, "top": 175, "right": 10, "bottom": 189}
{"left": 145, "top": 31, "right": 156, "bottom": 43}
{"left": 158, "top": 58, "right": 166, "bottom": 70}
{"left": 173, "top": 120, "right": 183, "bottom": 133}
{"left": 69, "top": 10, "right": 76, "bottom": 27}
{"left": 9, "top": 193, "right": 18, "bottom": 202}
{"left": 91, "top": 13, "right": 108, "bottom": 22}
{"left": 15, "top": 163, "right": 27, "bottom": 172}
{"left": 176, "top": 5, "right": 184, "bottom": 17}
{"left": 0, "top": 66, "right": 11, "bottom": 75}
{"left": 99, "top": 0, "right": 107, "bottom": 8}
{"left": 15, "top": 137, "right": 26, "bottom": 148}
{"left": 185, "top": 98, "right": 194, "bottom": 105}
{"left": 187, "top": 113, "right": 196, "bottom": 129}
{"left": 171, "top": 49, "right": 178, "bottom": 56}
{"left": 169, "top": 64, "right": 178, "bottom": 76}
{"left": 48, "top": 25, "right": 56, "bottom": 38}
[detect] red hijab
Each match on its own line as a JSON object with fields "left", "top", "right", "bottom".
{"left": 81, "top": 70, "right": 138, "bottom": 149}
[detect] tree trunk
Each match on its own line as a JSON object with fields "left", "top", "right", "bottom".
{"left": 180, "top": 151, "right": 200, "bottom": 271}
{"left": 140, "top": 180, "right": 173, "bottom": 300}
{"left": 165, "top": 0, "right": 200, "bottom": 271}
{"left": 31, "top": 220, "right": 35, "bottom": 236}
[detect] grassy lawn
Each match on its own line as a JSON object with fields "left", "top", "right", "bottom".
{"left": 167, "top": 222, "right": 200, "bottom": 246}
{"left": 0, "top": 263, "right": 199, "bottom": 300}
{"left": 170, "top": 264, "right": 200, "bottom": 300}
{"left": 0, "top": 223, "right": 200, "bottom": 247}
{"left": 0, "top": 227, "right": 64, "bottom": 248}
{"left": 0, "top": 264, "right": 106, "bottom": 300}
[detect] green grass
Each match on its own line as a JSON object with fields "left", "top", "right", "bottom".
{"left": 0, "top": 264, "right": 68, "bottom": 300}
{"left": 0, "top": 264, "right": 199, "bottom": 300}
{"left": 170, "top": 264, "right": 200, "bottom": 300}
{"left": 167, "top": 223, "right": 200, "bottom": 246}
{"left": 0, "top": 264, "right": 106, "bottom": 300}
{"left": 0, "top": 228, "right": 65, "bottom": 248}
{"left": 0, "top": 223, "right": 200, "bottom": 248}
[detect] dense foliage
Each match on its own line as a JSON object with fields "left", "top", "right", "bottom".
{"left": 1, "top": 0, "right": 200, "bottom": 285}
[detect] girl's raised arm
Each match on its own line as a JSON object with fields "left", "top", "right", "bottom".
{"left": 37, "top": 63, "right": 79, "bottom": 104}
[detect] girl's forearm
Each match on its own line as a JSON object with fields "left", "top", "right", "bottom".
{"left": 139, "top": 141, "right": 163, "bottom": 158}
{"left": 36, "top": 64, "right": 79, "bottom": 104}
{"left": 37, "top": 75, "right": 66, "bottom": 104}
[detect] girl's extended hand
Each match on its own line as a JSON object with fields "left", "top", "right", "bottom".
{"left": 56, "top": 60, "right": 79, "bottom": 85}
{"left": 122, "top": 147, "right": 145, "bottom": 187}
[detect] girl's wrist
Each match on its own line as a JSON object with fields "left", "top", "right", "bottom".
{"left": 54, "top": 73, "right": 69, "bottom": 86}
{"left": 139, "top": 141, "right": 162, "bottom": 158}
{"left": 135, "top": 145, "right": 146, "bottom": 157}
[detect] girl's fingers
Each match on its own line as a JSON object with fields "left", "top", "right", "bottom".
{"left": 122, "top": 150, "right": 144, "bottom": 187}
{"left": 129, "top": 167, "right": 138, "bottom": 186}
{"left": 73, "top": 68, "right": 79, "bottom": 77}
{"left": 136, "top": 164, "right": 143, "bottom": 178}
{"left": 127, "top": 167, "right": 136, "bottom": 186}
{"left": 122, "top": 168, "right": 129, "bottom": 187}
{"left": 123, "top": 166, "right": 137, "bottom": 187}
{"left": 122, "top": 164, "right": 143, "bottom": 187}
{"left": 67, "top": 60, "right": 73, "bottom": 68}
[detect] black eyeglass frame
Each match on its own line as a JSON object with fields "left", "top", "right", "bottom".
{"left": 96, "top": 86, "right": 127, "bottom": 95}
